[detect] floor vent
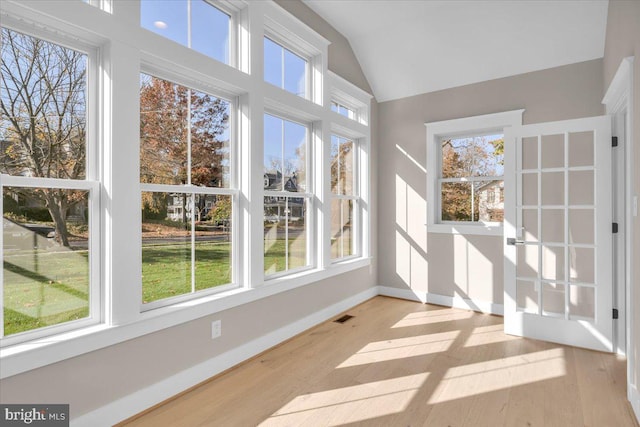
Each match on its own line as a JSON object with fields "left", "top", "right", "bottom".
{"left": 334, "top": 314, "right": 354, "bottom": 324}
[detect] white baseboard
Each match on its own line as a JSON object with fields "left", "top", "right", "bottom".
{"left": 377, "top": 285, "right": 427, "bottom": 303}
{"left": 426, "top": 292, "right": 504, "bottom": 316}
{"left": 72, "top": 287, "right": 378, "bottom": 427}
{"left": 630, "top": 384, "right": 640, "bottom": 425}
{"left": 377, "top": 286, "right": 503, "bottom": 316}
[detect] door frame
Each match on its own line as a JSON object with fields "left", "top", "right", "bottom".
{"left": 602, "top": 56, "right": 636, "bottom": 412}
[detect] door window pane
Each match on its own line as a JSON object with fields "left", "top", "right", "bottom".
{"left": 516, "top": 280, "right": 538, "bottom": 314}
{"left": 542, "top": 283, "right": 565, "bottom": 317}
{"left": 521, "top": 137, "right": 538, "bottom": 170}
{"left": 569, "top": 285, "right": 595, "bottom": 319}
{"left": 541, "top": 134, "right": 564, "bottom": 169}
{"left": 541, "top": 172, "right": 564, "bottom": 206}
{"left": 569, "top": 131, "right": 594, "bottom": 167}
{"left": 569, "top": 170, "right": 594, "bottom": 205}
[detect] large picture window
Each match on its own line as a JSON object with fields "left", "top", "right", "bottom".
{"left": 0, "top": 28, "right": 99, "bottom": 341}
{"left": 139, "top": 73, "right": 234, "bottom": 307}
{"left": 263, "top": 113, "right": 310, "bottom": 276}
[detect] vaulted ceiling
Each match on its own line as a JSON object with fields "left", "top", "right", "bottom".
{"left": 303, "top": 0, "right": 609, "bottom": 102}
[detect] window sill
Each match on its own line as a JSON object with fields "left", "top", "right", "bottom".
{"left": 427, "top": 223, "right": 503, "bottom": 236}
{"left": 0, "top": 256, "right": 372, "bottom": 379}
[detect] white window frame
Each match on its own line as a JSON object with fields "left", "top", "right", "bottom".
{"left": 426, "top": 110, "right": 524, "bottom": 236}
{"left": 138, "top": 69, "right": 239, "bottom": 311}
{"left": 0, "top": 23, "right": 102, "bottom": 346}
{"left": 330, "top": 133, "right": 361, "bottom": 262}
{"left": 0, "top": 0, "right": 373, "bottom": 380}
{"left": 263, "top": 2, "right": 326, "bottom": 105}
{"left": 263, "top": 111, "right": 314, "bottom": 279}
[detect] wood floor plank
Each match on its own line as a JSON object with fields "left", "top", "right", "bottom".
{"left": 121, "top": 296, "right": 638, "bottom": 427}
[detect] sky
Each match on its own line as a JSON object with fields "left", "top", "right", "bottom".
{"left": 140, "top": 0, "right": 230, "bottom": 64}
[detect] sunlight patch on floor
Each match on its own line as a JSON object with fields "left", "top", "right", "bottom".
{"left": 337, "top": 331, "right": 459, "bottom": 368}
{"left": 392, "top": 310, "right": 474, "bottom": 328}
{"left": 463, "top": 324, "right": 521, "bottom": 347}
{"left": 428, "top": 348, "right": 566, "bottom": 404}
{"left": 261, "top": 373, "right": 429, "bottom": 426}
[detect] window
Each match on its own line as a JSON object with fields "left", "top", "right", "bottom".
{"left": 141, "top": 0, "right": 231, "bottom": 65}
{"left": 1, "top": 0, "right": 373, "bottom": 378}
{"left": 0, "top": 28, "right": 99, "bottom": 342}
{"left": 331, "top": 135, "right": 358, "bottom": 259}
{"left": 426, "top": 110, "right": 523, "bottom": 235}
{"left": 264, "top": 37, "right": 307, "bottom": 98}
{"left": 331, "top": 101, "right": 355, "bottom": 120}
{"left": 263, "top": 113, "right": 310, "bottom": 276}
{"left": 440, "top": 134, "right": 504, "bottom": 223}
{"left": 139, "top": 73, "right": 234, "bottom": 308}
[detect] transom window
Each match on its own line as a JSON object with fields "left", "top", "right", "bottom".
{"left": 439, "top": 134, "right": 504, "bottom": 223}
{"left": 331, "top": 101, "right": 355, "bottom": 120}
{"left": 263, "top": 113, "right": 310, "bottom": 276}
{"left": 0, "top": 28, "right": 99, "bottom": 341}
{"left": 264, "top": 37, "right": 307, "bottom": 98}
{"left": 141, "top": 0, "right": 231, "bottom": 65}
{"left": 139, "top": 73, "right": 234, "bottom": 308}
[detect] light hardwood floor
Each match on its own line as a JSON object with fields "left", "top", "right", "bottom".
{"left": 121, "top": 296, "right": 639, "bottom": 426}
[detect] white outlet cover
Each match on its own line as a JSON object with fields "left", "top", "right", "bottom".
{"left": 211, "top": 320, "right": 222, "bottom": 339}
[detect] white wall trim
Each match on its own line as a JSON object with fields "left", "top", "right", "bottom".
{"left": 602, "top": 55, "right": 635, "bottom": 412}
{"left": 72, "top": 286, "right": 378, "bottom": 427}
{"left": 630, "top": 384, "right": 640, "bottom": 424}
{"left": 377, "top": 285, "right": 428, "bottom": 303}
{"left": 426, "top": 292, "right": 504, "bottom": 316}
{"left": 377, "top": 286, "right": 504, "bottom": 316}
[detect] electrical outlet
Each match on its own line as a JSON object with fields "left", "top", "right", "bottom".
{"left": 211, "top": 320, "right": 222, "bottom": 339}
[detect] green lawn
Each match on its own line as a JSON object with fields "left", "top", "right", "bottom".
{"left": 3, "top": 241, "right": 233, "bottom": 336}
{"left": 4, "top": 235, "right": 308, "bottom": 337}
{"left": 142, "top": 241, "right": 231, "bottom": 304}
{"left": 3, "top": 249, "right": 90, "bottom": 336}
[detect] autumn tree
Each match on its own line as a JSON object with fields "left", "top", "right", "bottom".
{"left": 440, "top": 136, "right": 503, "bottom": 221}
{"left": 0, "top": 28, "right": 87, "bottom": 246}
{"left": 139, "top": 75, "right": 229, "bottom": 222}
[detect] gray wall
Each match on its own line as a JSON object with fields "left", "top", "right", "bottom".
{"left": 603, "top": 0, "right": 640, "bottom": 398}
{"left": 378, "top": 59, "right": 605, "bottom": 304}
{"left": 0, "top": 0, "right": 378, "bottom": 420}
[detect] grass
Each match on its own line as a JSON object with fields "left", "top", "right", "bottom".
{"left": 142, "top": 241, "right": 232, "bottom": 304}
{"left": 3, "top": 232, "right": 306, "bottom": 336}
{"left": 3, "top": 249, "right": 90, "bottom": 336}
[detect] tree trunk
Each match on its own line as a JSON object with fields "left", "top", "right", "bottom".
{"left": 43, "top": 190, "right": 70, "bottom": 247}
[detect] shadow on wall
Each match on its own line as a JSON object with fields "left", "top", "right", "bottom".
{"left": 393, "top": 143, "right": 503, "bottom": 306}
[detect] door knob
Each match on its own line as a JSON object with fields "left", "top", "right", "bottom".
{"left": 506, "top": 237, "right": 525, "bottom": 246}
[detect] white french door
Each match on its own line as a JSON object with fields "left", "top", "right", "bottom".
{"left": 504, "top": 115, "right": 613, "bottom": 352}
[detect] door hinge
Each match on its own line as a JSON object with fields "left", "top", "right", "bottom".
{"left": 613, "top": 222, "right": 619, "bottom": 233}
{"left": 612, "top": 136, "right": 618, "bottom": 147}
{"left": 613, "top": 308, "right": 619, "bottom": 319}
